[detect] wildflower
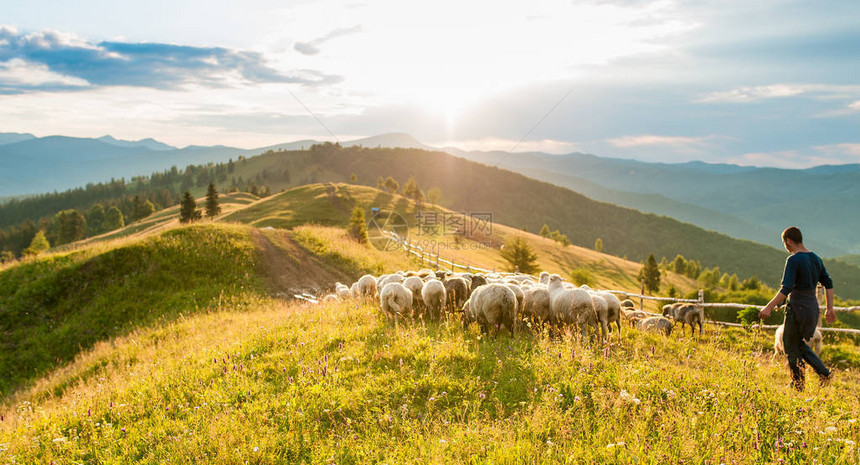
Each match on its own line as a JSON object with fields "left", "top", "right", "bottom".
{"left": 429, "top": 397, "right": 436, "bottom": 402}
{"left": 620, "top": 390, "right": 641, "bottom": 405}
{"left": 478, "top": 393, "right": 486, "bottom": 399}
{"left": 254, "top": 447, "right": 259, "bottom": 452}
{"left": 87, "top": 409, "right": 91, "bottom": 417}
{"left": 440, "top": 439, "right": 448, "bottom": 444}
{"left": 547, "top": 440, "right": 554, "bottom": 445}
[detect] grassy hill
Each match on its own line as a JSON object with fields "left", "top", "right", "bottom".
{"left": 6, "top": 144, "right": 860, "bottom": 300}
{"left": 2, "top": 297, "right": 859, "bottom": 463}
{"left": 220, "top": 145, "right": 860, "bottom": 300}
{"left": 2, "top": 190, "right": 859, "bottom": 463}
{"left": 222, "top": 183, "right": 701, "bottom": 298}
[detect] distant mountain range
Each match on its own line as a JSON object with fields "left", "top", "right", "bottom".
{"left": 442, "top": 148, "right": 860, "bottom": 256}
{"left": 2, "top": 131, "right": 857, "bottom": 256}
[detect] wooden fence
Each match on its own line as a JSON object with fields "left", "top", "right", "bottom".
{"left": 384, "top": 231, "right": 860, "bottom": 335}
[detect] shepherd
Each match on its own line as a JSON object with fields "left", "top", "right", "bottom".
{"left": 759, "top": 226, "right": 836, "bottom": 391}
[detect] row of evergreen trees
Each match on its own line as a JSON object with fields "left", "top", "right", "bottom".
{"left": 369, "top": 175, "right": 441, "bottom": 204}
{"left": 179, "top": 183, "right": 221, "bottom": 223}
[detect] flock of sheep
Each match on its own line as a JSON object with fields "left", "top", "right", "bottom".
{"left": 323, "top": 269, "right": 708, "bottom": 342}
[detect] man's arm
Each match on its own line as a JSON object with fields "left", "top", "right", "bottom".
{"left": 759, "top": 291, "right": 787, "bottom": 319}
{"left": 825, "top": 287, "right": 836, "bottom": 325}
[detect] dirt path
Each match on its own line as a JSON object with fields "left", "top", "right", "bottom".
{"left": 252, "top": 228, "right": 356, "bottom": 298}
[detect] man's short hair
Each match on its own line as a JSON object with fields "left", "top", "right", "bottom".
{"left": 782, "top": 226, "right": 803, "bottom": 244}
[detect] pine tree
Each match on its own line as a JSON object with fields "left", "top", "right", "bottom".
{"left": 24, "top": 230, "right": 50, "bottom": 256}
{"left": 376, "top": 176, "right": 386, "bottom": 190}
{"left": 348, "top": 207, "right": 368, "bottom": 244}
{"left": 638, "top": 253, "right": 661, "bottom": 294}
{"left": 594, "top": 237, "right": 603, "bottom": 252}
{"left": 179, "top": 191, "right": 201, "bottom": 224}
{"left": 499, "top": 235, "right": 539, "bottom": 274}
{"left": 539, "top": 224, "right": 550, "bottom": 238}
{"left": 205, "top": 182, "right": 221, "bottom": 218}
{"left": 350, "top": 173, "right": 358, "bottom": 183}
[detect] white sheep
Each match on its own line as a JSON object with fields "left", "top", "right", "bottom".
{"left": 358, "top": 274, "right": 378, "bottom": 299}
{"left": 463, "top": 283, "right": 518, "bottom": 337}
{"left": 622, "top": 308, "right": 648, "bottom": 327}
{"left": 322, "top": 294, "right": 338, "bottom": 303}
{"left": 505, "top": 283, "right": 525, "bottom": 317}
{"left": 521, "top": 285, "right": 551, "bottom": 327}
{"left": 350, "top": 282, "right": 359, "bottom": 298}
{"left": 379, "top": 282, "right": 413, "bottom": 320}
{"left": 620, "top": 299, "right": 635, "bottom": 309}
{"left": 588, "top": 291, "right": 610, "bottom": 342}
{"left": 636, "top": 316, "right": 673, "bottom": 336}
{"left": 402, "top": 276, "right": 425, "bottom": 318}
{"left": 421, "top": 279, "right": 447, "bottom": 321}
{"left": 377, "top": 274, "right": 403, "bottom": 288}
{"left": 547, "top": 274, "right": 598, "bottom": 341}
{"left": 539, "top": 271, "right": 550, "bottom": 285}
{"left": 444, "top": 276, "right": 471, "bottom": 314}
{"left": 597, "top": 291, "right": 623, "bottom": 336}
{"left": 774, "top": 325, "right": 823, "bottom": 355}
{"left": 335, "top": 282, "right": 351, "bottom": 300}
{"left": 662, "top": 303, "right": 704, "bottom": 336}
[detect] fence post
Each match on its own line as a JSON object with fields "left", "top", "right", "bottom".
{"left": 639, "top": 280, "right": 645, "bottom": 311}
{"left": 436, "top": 251, "right": 440, "bottom": 270}
{"left": 451, "top": 258, "right": 455, "bottom": 272}
{"left": 697, "top": 289, "right": 704, "bottom": 307}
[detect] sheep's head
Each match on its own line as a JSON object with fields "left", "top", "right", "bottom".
{"left": 547, "top": 274, "right": 564, "bottom": 286}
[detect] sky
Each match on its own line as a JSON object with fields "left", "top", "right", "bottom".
{"left": 0, "top": 0, "right": 858, "bottom": 167}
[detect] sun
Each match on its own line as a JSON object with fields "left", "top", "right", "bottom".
{"left": 413, "top": 85, "right": 480, "bottom": 129}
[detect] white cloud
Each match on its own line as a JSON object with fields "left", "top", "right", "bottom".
{"left": 728, "top": 149, "right": 858, "bottom": 169}
{"left": 0, "top": 58, "right": 90, "bottom": 88}
{"left": 696, "top": 84, "right": 860, "bottom": 104}
{"left": 813, "top": 143, "right": 860, "bottom": 159}
{"left": 607, "top": 134, "right": 715, "bottom": 148}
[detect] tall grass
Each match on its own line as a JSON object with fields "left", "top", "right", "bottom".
{"left": 1, "top": 297, "right": 857, "bottom": 463}
{"left": 290, "top": 225, "right": 415, "bottom": 276}
{"left": 0, "top": 223, "right": 261, "bottom": 397}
